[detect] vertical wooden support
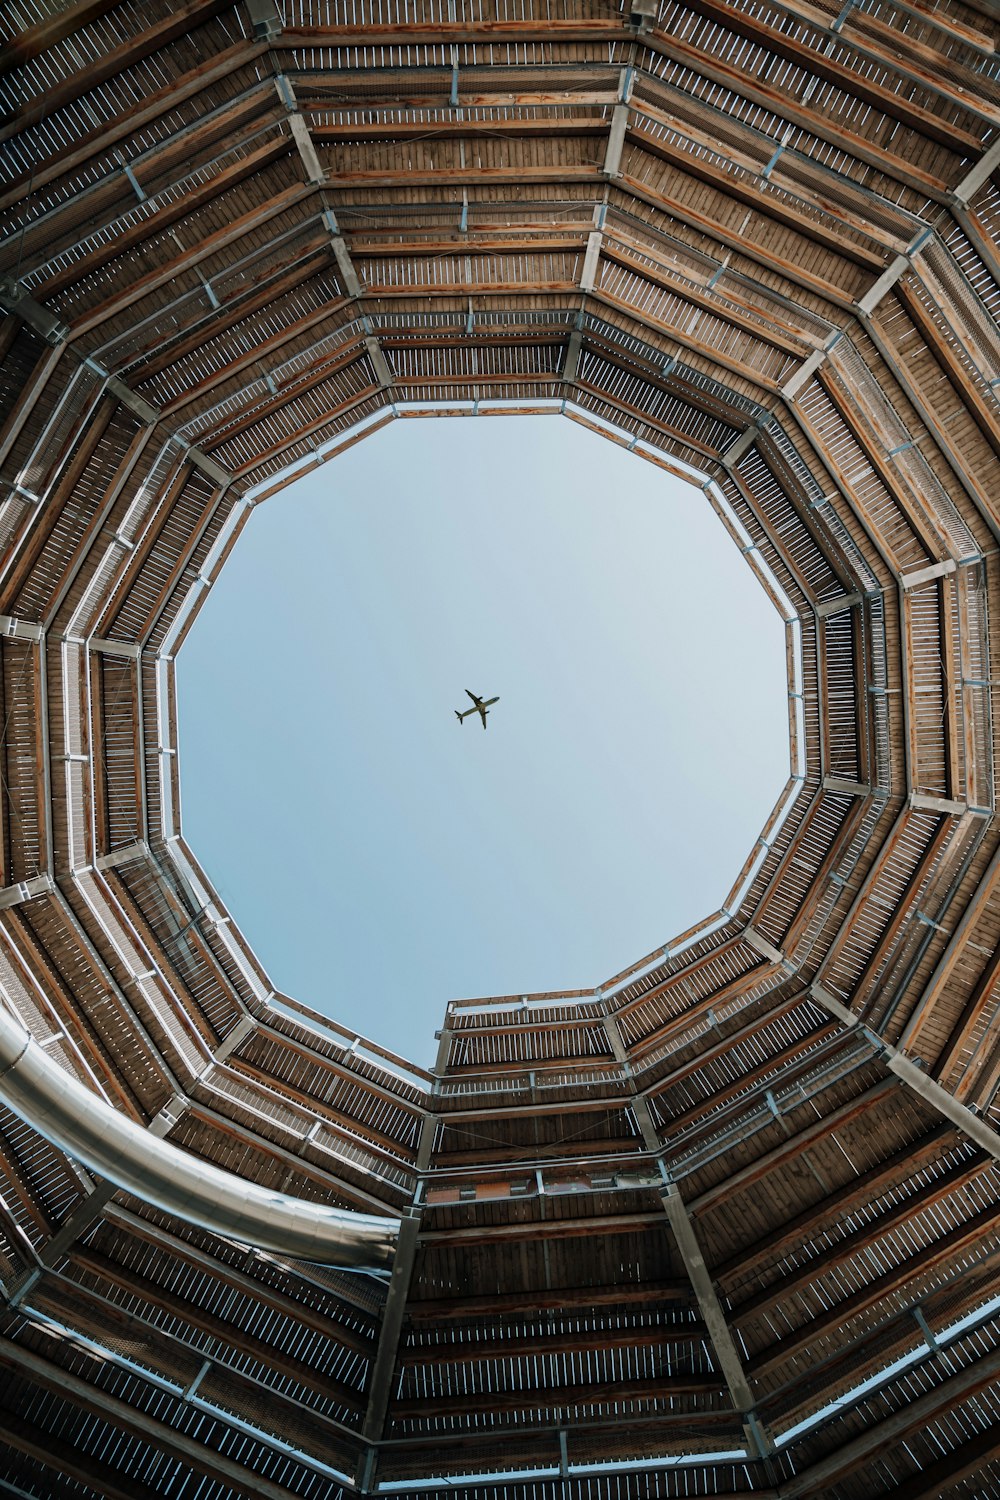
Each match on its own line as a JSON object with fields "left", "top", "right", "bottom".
{"left": 812, "top": 981, "right": 1000, "bottom": 1161}
{"left": 600, "top": 1003, "right": 774, "bottom": 1458}
{"left": 356, "top": 1023, "right": 446, "bottom": 1490}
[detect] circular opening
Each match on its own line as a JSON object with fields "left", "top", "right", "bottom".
{"left": 178, "top": 415, "right": 789, "bottom": 1064}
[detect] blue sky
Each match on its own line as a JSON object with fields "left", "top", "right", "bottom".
{"left": 178, "top": 415, "right": 788, "bottom": 1066}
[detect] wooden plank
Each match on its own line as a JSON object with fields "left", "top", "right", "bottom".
{"left": 779, "top": 1340, "right": 1000, "bottom": 1496}
{"left": 0, "top": 1406, "right": 162, "bottom": 1500}
{"left": 687, "top": 1077, "right": 895, "bottom": 1215}
{"left": 890, "top": 1428, "right": 1000, "bottom": 1500}
{"left": 0, "top": 0, "right": 124, "bottom": 79}
{"left": 625, "top": 117, "right": 888, "bottom": 270}
{"left": 639, "top": 32, "right": 952, "bottom": 201}
{"left": 0, "top": 0, "right": 234, "bottom": 145}
{"left": 0, "top": 1335, "right": 326, "bottom": 1500}
{"left": 311, "top": 118, "right": 609, "bottom": 142}
{"left": 420, "top": 1209, "right": 667, "bottom": 1246}
{"left": 406, "top": 1279, "right": 691, "bottom": 1320}
{"left": 67, "top": 1245, "right": 367, "bottom": 1411}
{"left": 899, "top": 279, "right": 1000, "bottom": 460}
{"left": 104, "top": 1202, "right": 380, "bottom": 1328}
{"left": 390, "top": 1372, "right": 723, "bottom": 1419}
{"left": 748, "top": 1205, "right": 1000, "bottom": 1377}
{"left": 0, "top": 41, "right": 268, "bottom": 212}
{"left": 731, "top": 1153, "right": 991, "bottom": 1322}
{"left": 67, "top": 181, "right": 315, "bottom": 340}
{"left": 680, "top": 0, "right": 985, "bottom": 153}
{"left": 398, "top": 1321, "right": 702, "bottom": 1364}
{"left": 711, "top": 1123, "right": 954, "bottom": 1281}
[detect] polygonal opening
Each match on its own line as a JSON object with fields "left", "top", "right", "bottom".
{"left": 178, "top": 413, "right": 790, "bottom": 1064}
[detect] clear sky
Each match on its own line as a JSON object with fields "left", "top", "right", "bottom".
{"left": 177, "top": 414, "right": 788, "bottom": 1067}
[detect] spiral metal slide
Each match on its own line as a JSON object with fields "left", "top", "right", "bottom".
{"left": 0, "top": 1000, "right": 399, "bottom": 1270}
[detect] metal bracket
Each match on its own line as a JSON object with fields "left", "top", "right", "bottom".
{"left": 580, "top": 230, "right": 603, "bottom": 293}
{"left": 0, "top": 278, "right": 69, "bottom": 345}
{"left": 810, "top": 981, "right": 1000, "bottom": 1163}
{"left": 331, "top": 235, "right": 363, "bottom": 299}
{"left": 365, "top": 336, "right": 394, "bottom": 389}
{"left": 603, "top": 105, "right": 628, "bottom": 178}
{"left": 816, "top": 592, "right": 862, "bottom": 618}
{"left": 562, "top": 330, "right": 583, "bottom": 384}
{"left": 245, "top": 0, "right": 281, "bottom": 40}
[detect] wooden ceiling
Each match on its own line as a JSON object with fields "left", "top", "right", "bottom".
{"left": 0, "top": 0, "right": 999, "bottom": 1494}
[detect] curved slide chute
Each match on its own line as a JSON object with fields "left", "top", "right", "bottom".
{"left": 0, "top": 1003, "right": 399, "bottom": 1270}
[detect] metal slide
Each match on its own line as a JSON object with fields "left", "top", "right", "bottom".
{"left": 0, "top": 1000, "right": 399, "bottom": 1270}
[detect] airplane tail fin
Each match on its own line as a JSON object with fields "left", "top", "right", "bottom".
{"left": 455, "top": 710, "right": 463, "bottom": 724}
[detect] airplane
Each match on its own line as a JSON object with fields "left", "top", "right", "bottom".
{"left": 455, "top": 690, "right": 499, "bottom": 729}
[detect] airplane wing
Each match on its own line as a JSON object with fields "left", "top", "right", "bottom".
{"left": 479, "top": 707, "right": 487, "bottom": 728}
{"left": 465, "top": 689, "right": 479, "bottom": 705}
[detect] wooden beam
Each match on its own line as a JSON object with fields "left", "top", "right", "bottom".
{"left": 711, "top": 1123, "right": 954, "bottom": 1283}
{"left": 1, "top": 89, "right": 284, "bottom": 277}
{"left": 614, "top": 171, "right": 858, "bottom": 313}
{"left": 310, "top": 118, "right": 609, "bottom": 142}
{"left": 601, "top": 237, "right": 819, "bottom": 359}
{"left": 275, "top": 22, "right": 624, "bottom": 46}
{"left": 419, "top": 1208, "right": 667, "bottom": 1246}
{"left": 934, "top": 939, "right": 1000, "bottom": 1088}
{"left": 812, "top": 983, "right": 1000, "bottom": 1163}
{"left": 65, "top": 1245, "right": 367, "bottom": 1408}
{"left": 228, "top": 382, "right": 384, "bottom": 477}
{"left": 737, "top": 0, "right": 1000, "bottom": 125}
{"left": 398, "top": 1321, "right": 702, "bottom": 1365}
{"left": 817, "top": 365, "right": 951, "bottom": 563}
{"left": 0, "top": 41, "right": 268, "bottom": 214}
{"left": 157, "top": 296, "right": 359, "bottom": 416}
{"left": 625, "top": 117, "right": 887, "bottom": 270}
{"left": 777, "top": 1340, "right": 1000, "bottom": 1496}
{"left": 850, "top": 815, "right": 956, "bottom": 1023}
{"left": 748, "top": 1206, "right": 1000, "bottom": 1377}
{"left": 198, "top": 340, "right": 372, "bottom": 451}
{"left": 639, "top": 32, "right": 952, "bottom": 201}
{"left": 0, "top": 1336, "right": 327, "bottom": 1500}
{"left": 889, "top": 1426, "right": 1000, "bottom": 1500}
{"left": 67, "top": 181, "right": 315, "bottom": 340}
{"left": 731, "top": 1153, "right": 990, "bottom": 1323}
{"left": 0, "top": 0, "right": 233, "bottom": 145}
{"left": 390, "top": 1372, "right": 724, "bottom": 1419}
{"left": 899, "top": 279, "right": 1000, "bottom": 460}
{"left": 687, "top": 1076, "right": 895, "bottom": 1215}
{"left": 430, "top": 1134, "right": 643, "bottom": 1169}
{"left": 300, "top": 80, "right": 620, "bottom": 108}
{"left": 678, "top": 0, "right": 985, "bottom": 154}
{"left": 655, "top": 1023, "right": 843, "bottom": 1141}
{"left": 406, "top": 1278, "right": 691, "bottom": 1321}
{"left": 103, "top": 1203, "right": 380, "bottom": 1327}
{"left": 324, "top": 164, "right": 603, "bottom": 190}
{"left": 0, "top": 0, "right": 123, "bottom": 78}
{"left": 0, "top": 1406, "right": 162, "bottom": 1500}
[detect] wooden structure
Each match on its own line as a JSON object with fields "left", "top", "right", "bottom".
{"left": 1, "top": 0, "right": 999, "bottom": 1494}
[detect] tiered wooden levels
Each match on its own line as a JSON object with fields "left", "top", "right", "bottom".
{"left": 0, "top": 0, "right": 999, "bottom": 1494}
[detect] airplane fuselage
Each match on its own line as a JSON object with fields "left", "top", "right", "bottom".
{"left": 455, "top": 692, "right": 499, "bottom": 727}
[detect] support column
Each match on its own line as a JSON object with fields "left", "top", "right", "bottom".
{"left": 355, "top": 1023, "right": 445, "bottom": 1490}
{"left": 600, "top": 1003, "right": 774, "bottom": 1459}
{"left": 811, "top": 981, "right": 1000, "bottom": 1162}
